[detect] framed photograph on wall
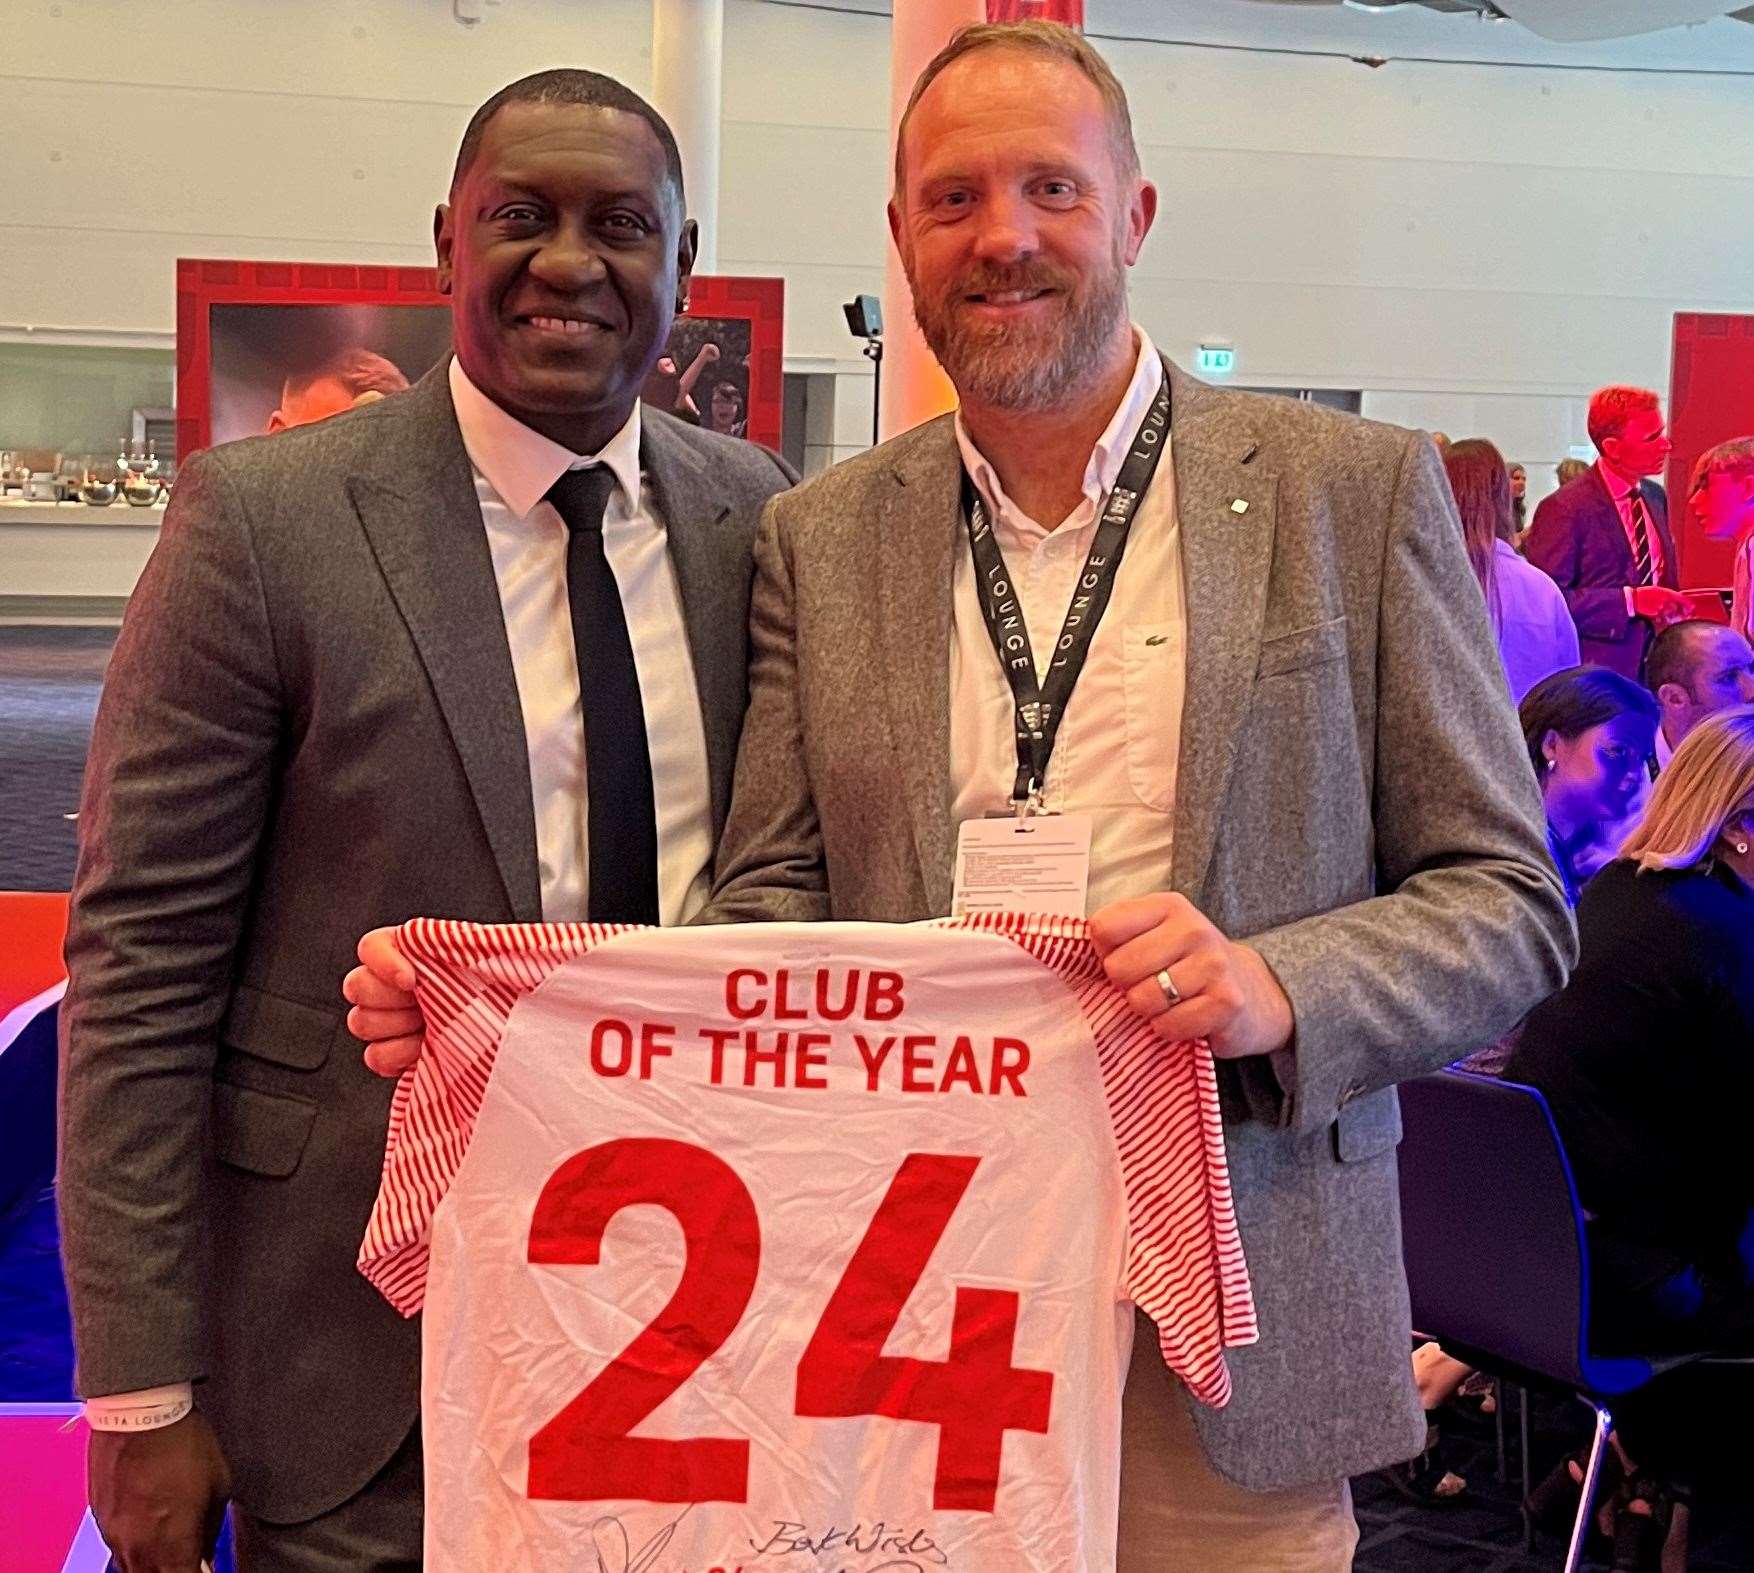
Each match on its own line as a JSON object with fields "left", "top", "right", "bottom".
{"left": 176, "top": 260, "right": 451, "bottom": 459}
{"left": 636, "top": 276, "right": 784, "bottom": 450}
{"left": 177, "top": 259, "right": 784, "bottom": 460}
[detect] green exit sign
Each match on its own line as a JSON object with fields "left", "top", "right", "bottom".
{"left": 1196, "top": 344, "right": 1236, "bottom": 376}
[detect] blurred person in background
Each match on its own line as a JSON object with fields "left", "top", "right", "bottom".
{"left": 1508, "top": 461, "right": 1528, "bottom": 536}
{"left": 1519, "top": 666, "right": 1659, "bottom": 902}
{"left": 266, "top": 348, "right": 410, "bottom": 432}
{"left": 1507, "top": 707, "right": 1754, "bottom": 1571}
{"left": 1556, "top": 457, "right": 1590, "bottom": 488}
{"left": 706, "top": 373, "right": 747, "bottom": 438}
{"left": 1527, "top": 387, "right": 1689, "bottom": 679}
{"left": 1645, "top": 619, "right": 1754, "bottom": 769}
{"left": 1444, "top": 438, "right": 1578, "bottom": 702}
{"left": 1687, "top": 437, "right": 1754, "bottom": 640}
{"left": 1402, "top": 663, "right": 1658, "bottom": 1451}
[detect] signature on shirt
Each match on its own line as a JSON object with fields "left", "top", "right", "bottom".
{"left": 561, "top": 1506, "right": 952, "bottom": 1573}
{"left": 747, "top": 1518, "right": 951, "bottom": 1569}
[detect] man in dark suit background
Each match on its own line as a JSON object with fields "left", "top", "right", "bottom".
{"left": 1526, "top": 384, "right": 1691, "bottom": 679}
{"left": 58, "top": 70, "right": 792, "bottom": 1572}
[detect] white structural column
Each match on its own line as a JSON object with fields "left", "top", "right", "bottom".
{"left": 882, "top": 0, "right": 985, "bottom": 440}
{"left": 651, "top": 0, "right": 724, "bottom": 272}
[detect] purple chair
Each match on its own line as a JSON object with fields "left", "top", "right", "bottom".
{"left": 1396, "top": 1068, "right": 1685, "bottom": 1571}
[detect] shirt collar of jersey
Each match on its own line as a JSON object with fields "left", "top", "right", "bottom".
{"left": 953, "top": 326, "right": 1164, "bottom": 546}
{"left": 449, "top": 356, "right": 644, "bottom": 525}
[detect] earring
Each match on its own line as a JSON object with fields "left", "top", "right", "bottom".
{"left": 1735, "top": 841, "right": 1749, "bottom": 857}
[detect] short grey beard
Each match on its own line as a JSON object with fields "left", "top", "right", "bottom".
{"left": 912, "top": 259, "right": 1130, "bottom": 414}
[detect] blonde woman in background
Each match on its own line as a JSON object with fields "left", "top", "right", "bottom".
{"left": 1507, "top": 709, "right": 1754, "bottom": 1570}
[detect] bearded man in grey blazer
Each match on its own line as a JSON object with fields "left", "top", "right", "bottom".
{"left": 702, "top": 25, "right": 1571, "bottom": 1571}
{"left": 59, "top": 70, "right": 792, "bottom": 1573}
{"left": 348, "top": 24, "right": 1573, "bottom": 1572}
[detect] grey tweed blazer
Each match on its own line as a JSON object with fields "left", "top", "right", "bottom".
{"left": 705, "top": 361, "right": 1575, "bottom": 1491}
{"left": 58, "top": 364, "right": 794, "bottom": 1522}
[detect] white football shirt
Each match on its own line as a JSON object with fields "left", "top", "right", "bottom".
{"left": 360, "top": 915, "right": 1256, "bottom": 1573}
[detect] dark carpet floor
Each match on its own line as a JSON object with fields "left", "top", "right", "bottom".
{"left": 0, "top": 624, "right": 114, "bottom": 892}
{"left": 1352, "top": 1382, "right": 1754, "bottom": 1571}
{"left": 5, "top": 624, "right": 1753, "bottom": 1569}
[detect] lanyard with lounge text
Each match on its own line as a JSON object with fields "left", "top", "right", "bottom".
{"left": 962, "top": 365, "right": 1171, "bottom": 814}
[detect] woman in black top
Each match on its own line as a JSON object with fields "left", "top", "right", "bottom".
{"left": 1506, "top": 707, "right": 1754, "bottom": 1565}
{"left": 1507, "top": 706, "right": 1754, "bottom": 1354}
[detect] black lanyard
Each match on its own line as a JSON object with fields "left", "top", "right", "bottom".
{"left": 962, "top": 365, "right": 1172, "bottom": 811}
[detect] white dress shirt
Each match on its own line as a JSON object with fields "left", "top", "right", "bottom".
{"left": 1597, "top": 458, "right": 1665, "bottom": 585}
{"left": 950, "top": 330, "right": 1187, "bottom": 915}
{"left": 449, "top": 358, "right": 714, "bottom": 927}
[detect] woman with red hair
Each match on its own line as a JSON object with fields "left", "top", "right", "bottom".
{"left": 1444, "top": 438, "right": 1579, "bottom": 701}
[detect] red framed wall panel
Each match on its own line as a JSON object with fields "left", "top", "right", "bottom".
{"left": 177, "top": 259, "right": 784, "bottom": 460}
{"left": 1669, "top": 311, "right": 1754, "bottom": 586}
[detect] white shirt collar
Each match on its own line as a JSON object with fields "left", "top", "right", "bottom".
{"left": 1596, "top": 457, "right": 1635, "bottom": 505}
{"left": 953, "top": 327, "right": 1164, "bottom": 539}
{"left": 448, "top": 356, "right": 644, "bottom": 523}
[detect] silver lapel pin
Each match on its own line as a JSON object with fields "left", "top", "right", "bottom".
{"left": 1230, "top": 498, "right": 1250, "bottom": 515}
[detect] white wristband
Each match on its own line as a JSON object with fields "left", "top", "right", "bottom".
{"left": 84, "top": 1382, "right": 195, "bottom": 1433}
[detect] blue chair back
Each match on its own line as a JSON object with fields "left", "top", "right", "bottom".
{"left": 1396, "top": 1067, "right": 1651, "bottom": 1398}
{"left": 0, "top": 986, "right": 62, "bottom": 1222}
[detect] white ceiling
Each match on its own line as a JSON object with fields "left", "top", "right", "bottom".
{"left": 759, "top": 0, "right": 1754, "bottom": 67}
{"left": 1241, "top": 1, "right": 1752, "bottom": 43}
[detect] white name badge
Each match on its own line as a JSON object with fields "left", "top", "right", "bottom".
{"left": 952, "top": 813, "right": 1093, "bottom": 919}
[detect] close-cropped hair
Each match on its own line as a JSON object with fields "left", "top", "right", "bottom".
{"left": 1644, "top": 619, "right": 1718, "bottom": 698}
{"left": 1690, "top": 435, "right": 1754, "bottom": 494}
{"left": 1586, "top": 385, "right": 1661, "bottom": 450}
{"left": 451, "top": 68, "right": 685, "bottom": 211}
{"left": 1620, "top": 706, "right": 1754, "bottom": 871}
{"left": 1518, "top": 665, "right": 1659, "bottom": 780}
{"left": 894, "top": 20, "right": 1141, "bottom": 197}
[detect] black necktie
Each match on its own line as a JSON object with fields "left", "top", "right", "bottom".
{"left": 546, "top": 466, "right": 660, "bottom": 924}
{"left": 1627, "top": 487, "right": 1655, "bottom": 587}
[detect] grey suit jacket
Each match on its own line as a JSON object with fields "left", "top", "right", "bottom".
{"left": 57, "top": 364, "right": 793, "bottom": 1523}
{"left": 706, "top": 362, "right": 1575, "bottom": 1490}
